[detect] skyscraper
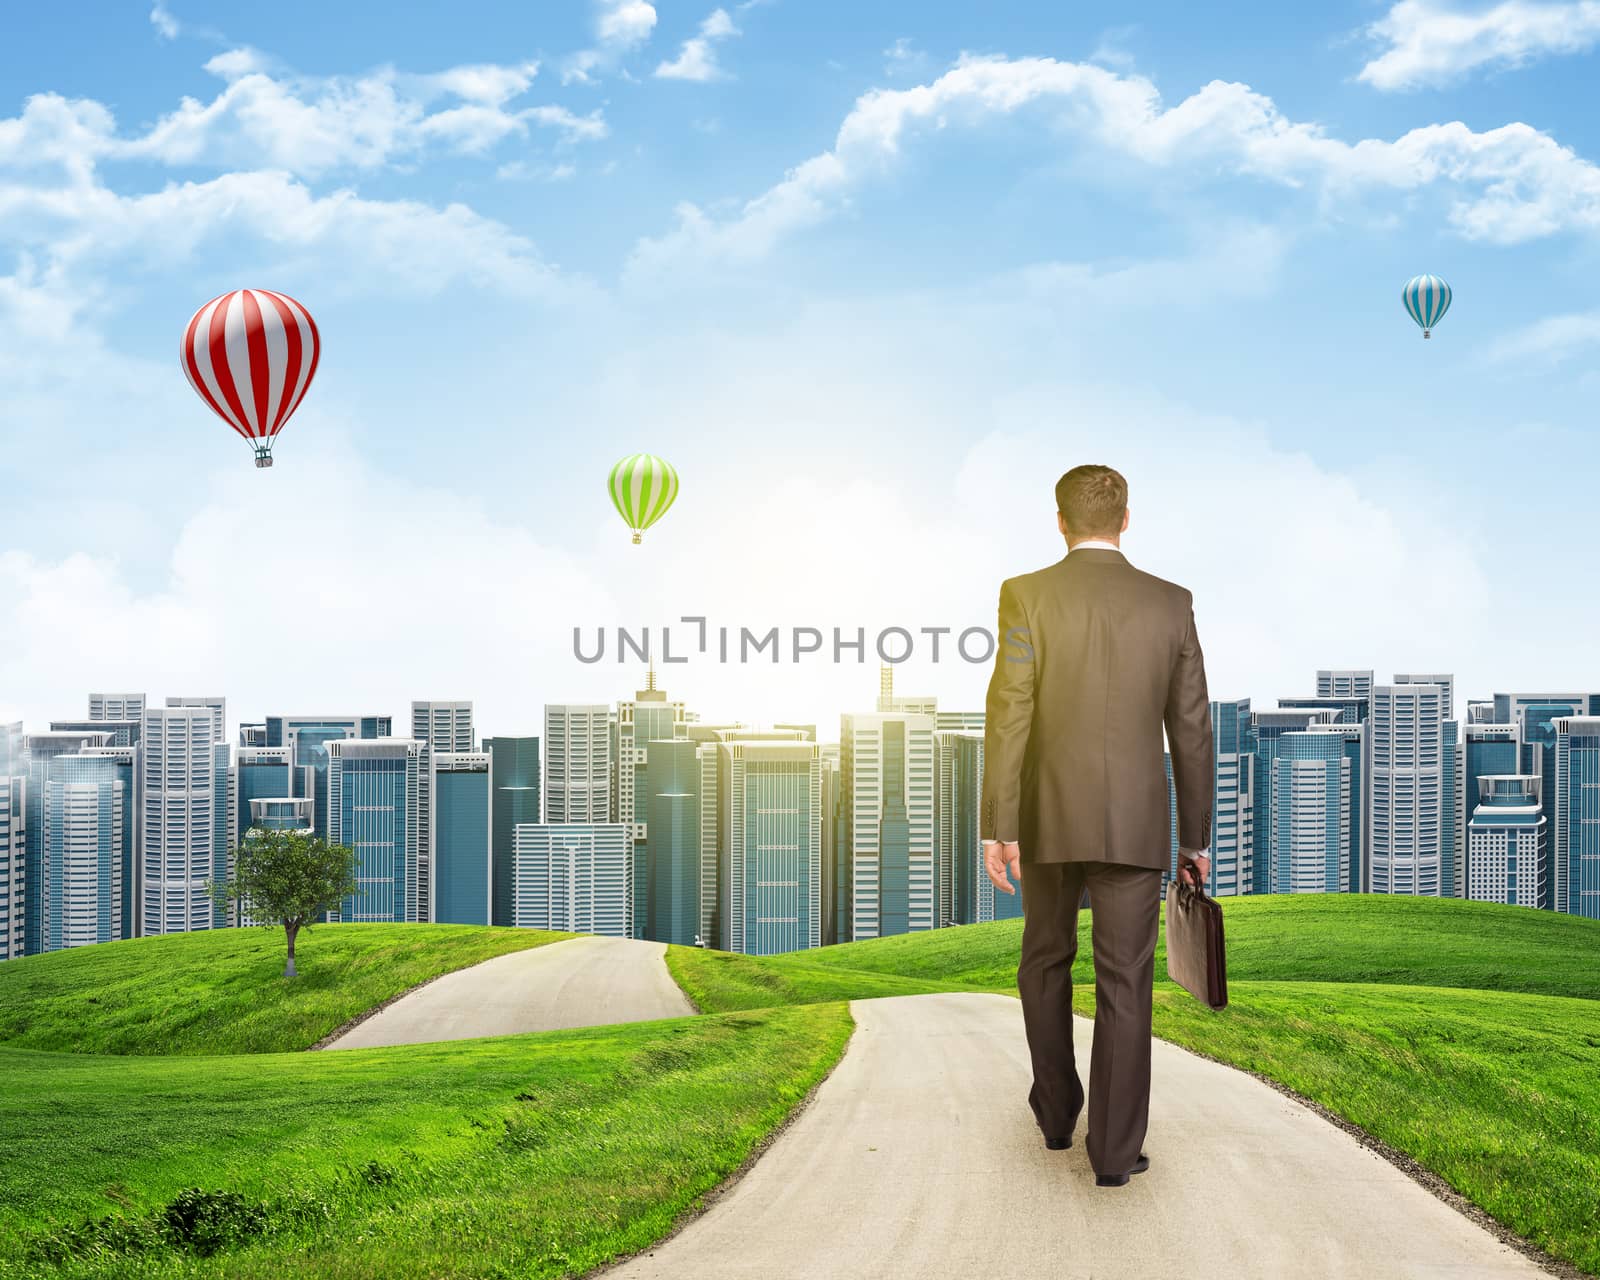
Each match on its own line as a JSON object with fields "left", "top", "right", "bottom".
{"left": 841, "top": 711, "right": 936, "bottom": 939}
{"left": 166, "top": 696, "right": 226, "bottom": 741}
{"left": 1394, "top": 673, "right": 1455, "bottom": 720}
{"left": 41, "top": 754, "right": 124, "bottom": 951}
{"left": 1466, "top": 776, "right": 1544, "bottom": 908}
{"left": 1495, "top": 695, "right": 1591, "bottom": 909}
{"left": 264, "top": 714, "right": 394, "bottom": 840}
{"left": 233, "top": 747, "right": 293, "bottom": 847}
{"left": 411, "top": 701, "right": 474, "bottom": 752}
{"left": 1367, "top": 683, "right": 1459, "bottom": 897}
{"left": 433, "top": 750, "right": 492, "bottom": 925}
{"left": 820, "top": 743, "right": 843, "bottom": 944}
{"left": 512, "top": 823, "right": 629, "bottom": 936}
{"left": 1553, "top": 717, "right": 1600, "bottom": 919}
{"left": 644, "top": 738, "right": 704, "bottom": 946}
{"left": 141, "top": 707, "right": 224, "bottom": 935}
{"left": 1249, "top": 708, "right": 1338, "bottom": 894}
{"left": 484, "top": 736, "right": 540, "bottom": 927}
{"left": 0, "top": 724, "right": 26, "bottom": 961}
{"left": 1270, "top": 729, "right": 1357, "bottom": 894}
{"left": 1464, "top": 723, "right": 1521, "bottom": 902}
{"left": 89, "top": 693, "right": 146, "bottom": 722}
{"left": 326, "top": 738, "right": 426, "bottom": 923}
{"left": 1205, "top": 699, "right": 1255, "bottom": 897}
{"left": 714, "top": 741, "right": 823, "bottom": 954}
{"left": 1317, "top": 671, "right": 1373, "bottom": 700}
{"left": 543, "top": 705, "right": 611, "bottom": 823}
{"left": 26, "top": 731, "right": 115, "bottom": 952}
{"left": 939, "top": 730, "right": 1015, "bottom": 925}
{"left": 614, "top": 678, "right": 688, "bottom": 938}
{"left": 80, "top": 745, "right": 139, "bottom": 939}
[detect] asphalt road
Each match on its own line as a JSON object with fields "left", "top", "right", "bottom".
{"left": 320, "top": 935, "right": 696, "bottom": 1050}
{"left": 600, "top": 992, "right": 1545, "bottom": 1280}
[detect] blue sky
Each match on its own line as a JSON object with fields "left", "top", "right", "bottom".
{"left": 4, "top": 0, "right": 1600, "bottom": 735}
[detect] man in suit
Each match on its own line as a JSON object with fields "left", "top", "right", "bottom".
{"left": 981, "top": 463, "right": 1214, "bottom": 1188}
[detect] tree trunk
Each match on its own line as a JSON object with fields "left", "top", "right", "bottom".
{"left": 284, "top": 921, "right": 300, "bottom": 978}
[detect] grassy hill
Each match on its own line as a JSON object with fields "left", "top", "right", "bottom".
{"left": 0, "top": 924, "right": 569, "bottom": 1055}
{"left": 0, "top": 1003, "right": 850, "bottom": 1280}
{"left": 3, "top": 898, "right": 1597, "bottom": 1277}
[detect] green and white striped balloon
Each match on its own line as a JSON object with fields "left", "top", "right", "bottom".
{"left": 608, "top": 453, "right": 680, "bottom": 544}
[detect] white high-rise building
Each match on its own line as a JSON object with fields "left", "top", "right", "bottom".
{"left": 1394, "top": 673, "right": 1455, "bottom": 721}
{"left": 1316, "top": 671, "right": 1373, "bottom": 701}
{"left": 411, "top": 701, "right": 474, "bottom": 753}
{"left": 841, "top": 711, "right": 937, "bottom": 939}
{"left": 141, "top": 706, "right": 224, "bottom": 935}
{"left": 512, "top": 823, "right": 629, "bottom": 936}
{"left": 1366, "top": 684, "right": 1459, "bottom": 897}
{"left": 166, "top": 696, "right": 227, "bottom": 742}
{"left": 89, "top": 693, "right": 146, "bottom": 722}
{"left": 544, "top": 705, "right": 611, "bottom": 823}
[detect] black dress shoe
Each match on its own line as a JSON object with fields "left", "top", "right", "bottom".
{"left": 1094, "top": 1154, "right": 1150, "bottom": 1187}
{"left": 1043, "top": 1135, "right": 1071, "bottom": 1150}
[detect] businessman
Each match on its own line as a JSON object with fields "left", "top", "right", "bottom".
{"left": 981, "top": 464, "right": 1214, "bottom": 1188}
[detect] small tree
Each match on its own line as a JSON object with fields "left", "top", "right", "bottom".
{"left": 215, "top": 829, "right": 359, "bottom": 978}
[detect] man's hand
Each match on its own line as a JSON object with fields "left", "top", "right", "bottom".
{"left": 1177, "top": 848, "right": 1210, "bottom": 888}
{"left": 983, "top": 840, "right": 1022, "bottom": 895}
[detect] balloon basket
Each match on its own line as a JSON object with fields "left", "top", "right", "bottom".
{"left": 254, "top": 454, "right": 274, "bottom": 468}
{"left": 1423, "top": 330, "right": 1431, "bottom": 339}
{"left": 631, "top": 532, "right": 642, "bottom": 545}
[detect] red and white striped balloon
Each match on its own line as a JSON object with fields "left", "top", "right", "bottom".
{"left": 180, "top": 289, "right": 321, "bottom": 468}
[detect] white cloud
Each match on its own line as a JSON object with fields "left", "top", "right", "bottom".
{"left": 149, "top": 3, "right": 180, "bottom": 40}
{"left": 655, "top": 8, "right": 741, "bottom": 82}
{"left": 629, "top": 53, "right": 1600, "bottom": 276}
{"left": 0, "top": 439, "right": 620, "bottom": 736}
{"left": 1359, "top": 0, "right": 1600, "bottom": 91}
{"left": 565, "top": 0, "right": 659, "bottom": 83}
{"left": 117, "top": 55, "right": 595, "bottom": 176}
{"left": 0, "top": 167, "right": 575, "bottom": 303}
{"left": 1489, "top": 308, "right": 1600, "bottom": 362}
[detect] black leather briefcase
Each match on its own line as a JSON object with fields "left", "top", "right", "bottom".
{"left": 1165, "top": 881, "right": 1228, "bottom": 1010}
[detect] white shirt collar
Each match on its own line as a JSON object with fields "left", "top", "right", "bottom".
{"left": 1068, "top": 539, "right": 1122, "bottom": 553}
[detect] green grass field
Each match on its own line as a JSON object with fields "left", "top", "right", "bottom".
{"left": 0, "top": 1003, "right": 852, "bottom": 1279}
{"left": 4, "top": 897, "right": 1598, "bottom": 1277}
{"left": 0, "top": 924, "right": 568, "bottom": 1055}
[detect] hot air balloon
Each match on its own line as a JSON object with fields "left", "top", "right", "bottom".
{"left": 1402, "top": 274, "right": 1452, "bottom": 339}
{"left": 608, "top": 453, "right": 679, "bottom": 544}
{"left": 181, "top": 289, "right": 321, "bottom": 468}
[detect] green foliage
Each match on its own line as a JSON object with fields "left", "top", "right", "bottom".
{"left": 0, "top": 925, "right": 568, "bottom": 1055}
{"left": 220, "top": 828, "right": 360, "bottom": 931}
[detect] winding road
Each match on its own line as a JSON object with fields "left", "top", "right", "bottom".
{"left": 600, "top": 992, "right": 1546, "bottom": 1280}
{"left": 320, "top": 935, "right": 695, "bottom": 1050}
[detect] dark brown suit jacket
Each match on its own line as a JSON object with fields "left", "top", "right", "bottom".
{"left": 981, "top": 547, "right": 1213, "bottom": 868}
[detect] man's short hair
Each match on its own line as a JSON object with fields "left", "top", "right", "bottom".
{"left": 1055, "top": 465, "right": 1128, "bottom": 537}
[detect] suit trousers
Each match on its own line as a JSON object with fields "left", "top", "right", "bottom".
{"left": 1017, "top": 859, "right": 1161, "bottom": 1178}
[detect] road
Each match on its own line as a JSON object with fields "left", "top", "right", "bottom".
{"left": 600, "top": 992, "right": 1546, "bottom": 1280}
{"left": 320, "top": 935, "right": 696, "bottom": 1050}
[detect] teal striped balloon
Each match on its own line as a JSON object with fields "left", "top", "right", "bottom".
{"left": 608, "top": 453, "right": 680, "bottom": 544}
{"left": 1402, "top": 274, "right": 1452, "bottom": 339}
